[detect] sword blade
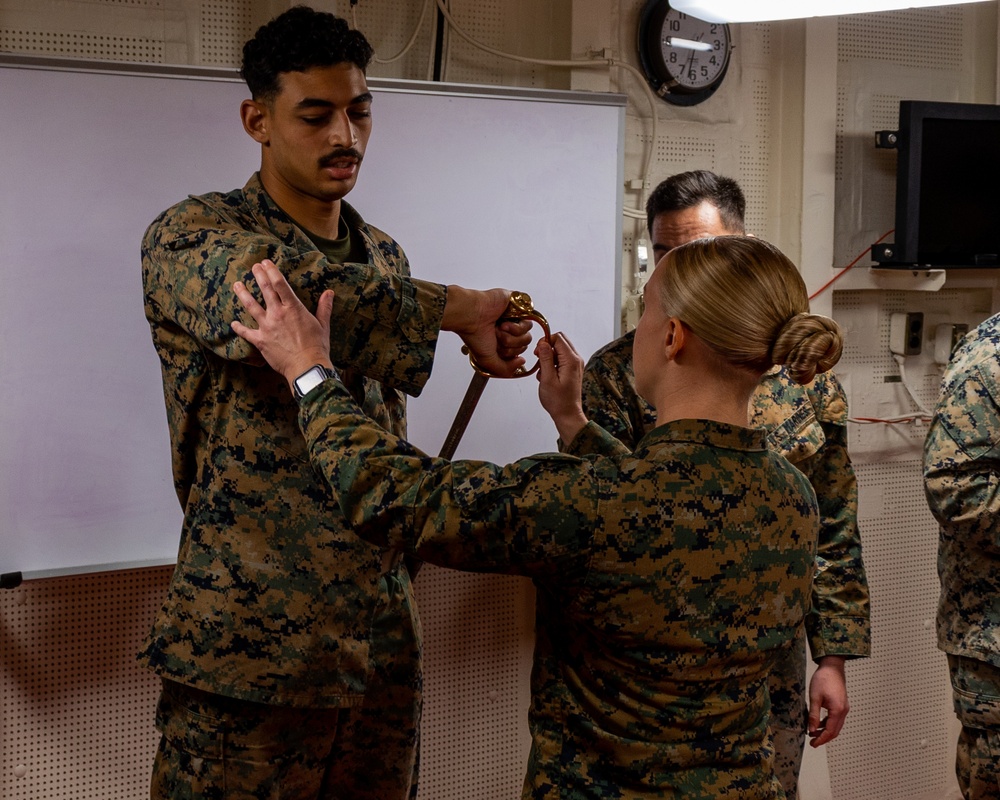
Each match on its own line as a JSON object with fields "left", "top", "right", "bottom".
{"left": 409, "top": 371, "right": 491, "bottom": 582}
{"left": 438, "top": 371, "right": 490, "bottom": 459}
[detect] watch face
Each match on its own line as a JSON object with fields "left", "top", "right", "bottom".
{"left": 294, "top": 365, "right": 331, "bottom": 399}
{"left": 638, "top": 0, "right": 731, "bottom": 106}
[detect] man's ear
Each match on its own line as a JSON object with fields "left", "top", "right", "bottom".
{"left": 241, "top": 99, "right": 269, "bottom": 145}
{"left": 663, "top": 316, "right": 687, "bottom": 361}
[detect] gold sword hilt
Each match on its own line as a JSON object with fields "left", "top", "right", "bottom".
{"left": 463, "top": 291, "right": 552, "bottom": 378}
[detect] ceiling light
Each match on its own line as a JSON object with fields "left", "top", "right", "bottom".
{"left": 669, "top": 0, "right": 992, "bottom": 24}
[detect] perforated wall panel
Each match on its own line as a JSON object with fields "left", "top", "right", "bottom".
{"left": 0, "top": 567, "right": 166, "bottom": 799}
{"left": 743, "top": 21, "right": 773, "bottom": 63}
{"left": 413, "top": 567, "right": 534, "bottom": 800}
{"left": 835, "top": 84, "right": 847, "bottom": 185}
{"left": 199, "top": 0, "right": 253, "bottom": 66}
{"left": 0, "top": 28, "right": 164, "bottom": 61}
{"left": 652, "top": 134, "right": 718, "bottom": 170}
{"left": 442, "top": 0, "right": 505, "bottom": 84}
{"left": 827, "top": 284, "right": 994, "bottom": 798}
{"left": 738, "top": 75, "right": 775, "bottom": 243}
{"left": 333, "top": 0, "right": 437, "bottom": 81}
{"left": 0, "top": 0, "right": 249, "bottom": 66}
{"left": 0, "top": 565, "right": 535, "bottom": 799}
{"left": 825, "top": 462, "right": 959, "bottom": 800}
{"left": 838, "top": 7, "right": 965, "bottom": 70}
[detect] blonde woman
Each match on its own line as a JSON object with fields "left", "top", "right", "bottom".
{"left": 231, "top": 235, "right": 843, "bottom": 800}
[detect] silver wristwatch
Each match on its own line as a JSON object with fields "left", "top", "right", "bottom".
{"left": 292, "top": 364, "right": 337, "bottom": 401}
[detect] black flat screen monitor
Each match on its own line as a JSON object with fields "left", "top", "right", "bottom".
{"left": 883, "top": 100, "right": 1000, "bottom": 268}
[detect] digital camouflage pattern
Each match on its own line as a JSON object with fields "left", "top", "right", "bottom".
{"left": 924, "top": 312, "right": 1000, "bottom": 668}
{"left": 947, "top": 655, "right": 1000, "bottom": 800}
{"left": 150, "top": 566, "right": 420, "bottom": 800}
{"left": 140, "top": 172, "right": 446, "bottom": 708}
{"left": 298, "top": 378, "right": 818, "bottom": 799}
{"left": 766, "top": 626, "right": 808, "bottom": 796}
{"left": 581, "top": 330, "right": 871, "bottom": 798}
{"left": 924, "top": 313, "right": 1000, "bottom": 797}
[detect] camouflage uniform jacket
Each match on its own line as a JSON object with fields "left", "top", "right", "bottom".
{"left": 924, "top": 312, "right": 1000, "bottom": 669}
{"left": 582, "top": 331, "right": 871, "bottom": 659}
{"left": 299, "top": 379, "right": 818, "bottom": 799}
{"left": 139, "top": 173, "right": 447, "bottom": 707}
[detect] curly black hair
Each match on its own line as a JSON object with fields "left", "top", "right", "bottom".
{"left": 646, "top": 170, "right": 746, "bottom": 236}
{"left": 240, "top": 6, "right": 374, "bottom": 103}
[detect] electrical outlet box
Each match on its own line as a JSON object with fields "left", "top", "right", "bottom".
{"left": 636, "top": 238, "right": 649, "bottom": 273}
{"left": 622, "top": 292, "right": 644, "bottom": 332}
{"left": 933, "top": 322, "right": 969, "bottom": 365}
{"left": 889, "top": 312, "right": 924, "bottom": 356}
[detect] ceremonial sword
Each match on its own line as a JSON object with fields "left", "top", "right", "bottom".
{"left": 438, "top": 291, "right": 552, "bottom": 459}
{"left": 408, "top": 292, "right": 552, "bottom": 580}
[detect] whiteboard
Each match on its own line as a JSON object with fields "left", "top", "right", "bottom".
{"left": 0, "top": 56, "right": 624, "bottom": 582}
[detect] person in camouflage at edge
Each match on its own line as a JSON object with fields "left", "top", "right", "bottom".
{"left": 230, "top": 235, "right": 845, "bottom": 799}
{"left": 924, "top": 313, "right": 1000, "bottom": 800}
{"left": 139, "top": 6, "right": 530, "bottom": 799}
{"left": 581, "top": 171, "right": 871, "bottom": 799}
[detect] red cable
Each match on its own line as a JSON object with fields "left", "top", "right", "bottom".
{"left": 808, "top": 229, "right": 895, "bottom": 301}
{"left": 849, "top": 416, "right": 931, "bottom": 424}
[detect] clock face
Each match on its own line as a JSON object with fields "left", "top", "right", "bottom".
{"left": 638, "top": 0, "right": 732, "bottom": 106}
{"left": 657, "top": 13, "right": 730, "bottom": 90}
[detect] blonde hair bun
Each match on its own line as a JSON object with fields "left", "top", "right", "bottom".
{"left": 771, "top": 313, "right": 844, "bottom": 385}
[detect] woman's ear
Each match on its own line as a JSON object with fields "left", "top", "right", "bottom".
{"left": 663, "top": 316, "right": 687, "bottom": 362}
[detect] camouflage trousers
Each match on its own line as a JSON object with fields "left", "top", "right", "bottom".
{"left": 767, "top": 626, "right": 807, "bottom": 800}
{"left": 150, "top": 570, "right": 422, "bottom": 800}
{"left": 948, "top": 655, "right": 1000, "bottom": 800}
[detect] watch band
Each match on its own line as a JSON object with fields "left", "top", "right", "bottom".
{"left": 292, "top": 364, "right": 337, "bottom": 401}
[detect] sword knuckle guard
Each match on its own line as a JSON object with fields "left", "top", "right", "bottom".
{"left": 468, "top": 291, "right": 552, "bottom": 379}
{"left": 442, "top": 291, "right": 553, "bottom": 458}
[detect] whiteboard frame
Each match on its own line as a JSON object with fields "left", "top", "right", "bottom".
{"left": 0, "top": 54, "right": 625, "bottom": 583}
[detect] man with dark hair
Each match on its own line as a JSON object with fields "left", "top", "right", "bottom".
{"left": 644, "top": 168, "right": 746, "bottom": 236}
{"left": 582, "top": 170, "right": 871, "bottom": 799}
{"left": 239, "top": 6, "right": 375, "bottom": 104}
{"left": 139, "top": 7, "right": 527, "bottom": 799}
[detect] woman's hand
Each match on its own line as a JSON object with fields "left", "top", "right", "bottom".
{"left": 536, "top": 332, "right": 588, "bottom": 444}
{"left": 807, "top": 655, "right": 850, "bottom": 748}
{"left": 231, "top": 259, "right": 335, "bottom": 386}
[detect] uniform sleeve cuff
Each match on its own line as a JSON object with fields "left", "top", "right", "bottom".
{"left": 807, "top": 615, "right": 872, "bottom": 660}
{"left": 561, "top": 421, "right": 630, "bottom": 458}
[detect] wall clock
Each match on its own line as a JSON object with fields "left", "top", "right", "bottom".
{"left": 637, "top": 0, "right": 732, "bottom": 106}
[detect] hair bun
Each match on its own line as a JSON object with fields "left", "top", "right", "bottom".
{"left": 771, "top": 313, "right": 843, "bottom": 385}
